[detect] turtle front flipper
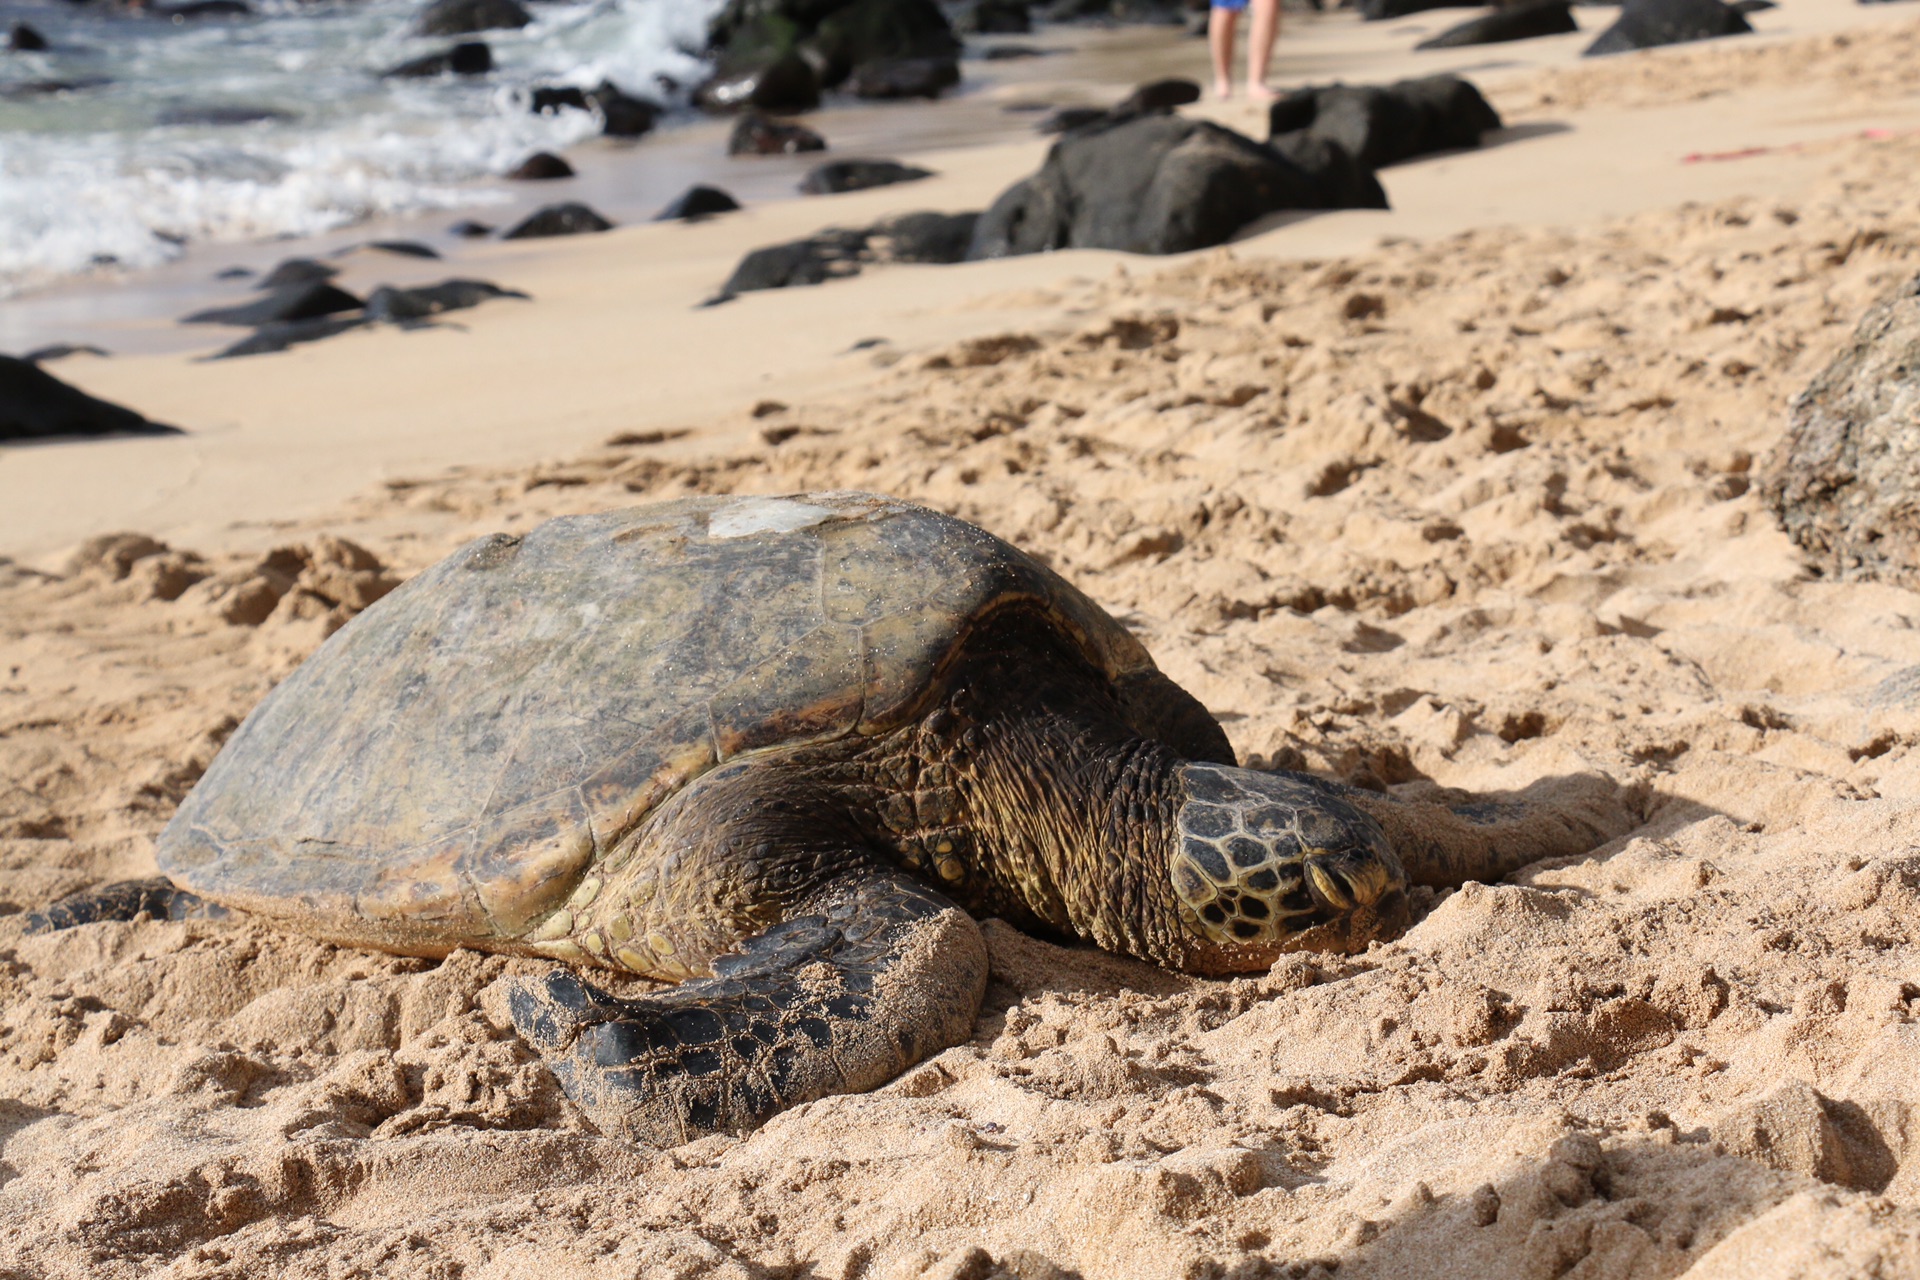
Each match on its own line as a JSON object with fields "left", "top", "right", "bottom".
{"left": 508, "top": 869, "right": 988, "bottom": 1145}
{"left": 1314, "top": 771, "right": 1640, "bottom": 888}
{"left": 25, "top": 877, "right": 226, "bottom": 934}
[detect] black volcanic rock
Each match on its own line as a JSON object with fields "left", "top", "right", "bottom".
{"left": 184, "top": 280, "right": 363, "bottom": 326}
{"left": 9, "top": 21, "right": 49, "bottom": 50}
{"left": 588, "top": 80, "right": 659, "bottom": 136}
{"left": 1584, "top": 0, "right": 1749, "bottom": 54}
{"left": 849, "top": 55, "right": 959, "bottom": 98}
{"left": 449, "top": 219, "right": 495, "bottom": 237}
{"left": 1266, "top": 74, "right": 1501, "bottom": 170}
{"left": 256, "top": 257, "right": 338, "bottom": 289}
{"left": 728, "top": 112, "right": 827, "bottom": 155}
{"left": 155, "top": 104, "right": 293, "bottom": 126}
{"left": 958, "top": 0, "right": 1030, "bottom": 31}
{"left": 1355, "top": 0, "right": 1479, "bottom": 18}
{"left": 714, "top": 209, "right": 978, "bottom": 300}
{"left": 154, "top": 1, "right": 252, "bottom": 16}
{"left": 0, "top": 355, "right": 181, "bottom": 440}
{"left": 657, "top": 185, "right": 743, "bottom": 219}
{"left": 414, "top": 0, "right": 529, "bottom": 35}
{"left": 1113, "top": 77, "right": 1201, "bottom": 115}
{"left": 799, "top": 159, "right": 933, "bottom": 194}
{"left": 697, "top": 51, "right": 822, "bottom": 113}
{"left": 212, "top": 318, "right": 367, "bottom": 359}
{"left": 383, "top": 40, "right": 492, "bottom": 77}
{"left": 364, "top": 278, "right": 527, "bottom": 322}
{"left": 871, "top": 210, "right": 978, "bottom": 263}
{"left": 507, "top": 151, "right": 573, "bottom": 179}
{"left": 1417, "top": 0, "right": 1577, "bottom": 47}
{"left": 970, "top": 113, "right": 1343, "bottom": 259}
{"left": 529, "top": 85, "right": 590, "bottom": 113}
{"left": 500, "top": 202, "right": 614, "bottom": 238}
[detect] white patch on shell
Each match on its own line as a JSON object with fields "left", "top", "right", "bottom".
{"left": 708, "top": 498, "right": 839, "bottom": 540}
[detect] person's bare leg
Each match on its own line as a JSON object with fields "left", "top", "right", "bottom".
{"left": 1208, "top": 6, "right": 1238, "bottom": 99}
{"left": 1246, "top": 0, "right": 1281, "bottom": 101}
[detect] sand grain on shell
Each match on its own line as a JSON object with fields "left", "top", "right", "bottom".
{"left": 6, "top": 32, "right": 1920, "bottom": 1280}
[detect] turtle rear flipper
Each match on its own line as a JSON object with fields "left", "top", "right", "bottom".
{"left": 25, "top": 877, "right": 225, "bottom": 934}
{"left": 509, "top": 870, "right": 988, "bottom": 1145}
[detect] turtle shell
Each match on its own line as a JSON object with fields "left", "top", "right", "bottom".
{"left": 157, "top": 493, "right": 1168, "bottom": 953}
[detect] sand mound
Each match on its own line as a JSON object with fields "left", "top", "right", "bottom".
{"left": 6, "top": 36, "right": 1920, "bottom": 1280}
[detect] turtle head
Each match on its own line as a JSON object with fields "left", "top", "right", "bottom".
{"left": 1166, "top": 763, "right": 1409, "bottom": 972}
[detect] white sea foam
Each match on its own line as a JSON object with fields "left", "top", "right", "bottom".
{"left": 0, "top": 0, "right": 726, "bottom": 297}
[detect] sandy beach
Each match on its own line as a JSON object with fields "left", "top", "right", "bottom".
{"left": 5, "top": 0, "right": 1920, "bottom": 1274}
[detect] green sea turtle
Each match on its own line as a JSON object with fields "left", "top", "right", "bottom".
{"left": 31, "top": 493, "right": 1628, "bottom": 1144}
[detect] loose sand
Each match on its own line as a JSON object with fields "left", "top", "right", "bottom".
{"left": 5, "top": 7, "right": 1920, "bottom": 1278}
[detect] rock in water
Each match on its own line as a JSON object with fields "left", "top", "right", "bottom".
{"left": 529, "top": 85, "right": 590, "bottom": 114}
{"left": 849, "top": 56, "right": 960, "bottom": 98}
{"left": 183, "top": 281, "right": 364, "bottom": 326}
{"left": 9, "top": 21, "right": 49, "bottom": 50}
{"left": 382, "top": 41, "right": 492, "bottom": 77}
{"left": 728, "top": 113, "right": 828, "bottom": 155}
{"left": 656, "top": 186, "right": 743, "bottom": 220}
{"left": 364, "top": 279, "right": 528, "bottom": 323}
{"left": 507, "top": 151, "right": 573, "bottom": 180}
{"left": 1417, "top": 0, "right": 1577, "bottom": 47}
{"left": 799, "top": 160, "right": 933, "bottom": 194}
{"left": 414, "top": 0, "right": 529, "bottom": 35}
{"left": 1267, "top": 75, "right": 1501, "bottom": 170}
{"left": 969, "top": 114, "right": 1336, "bottom": 259}
{"left": 1762, "top": 273, "right": 1920, "bottom": 588}
{"left": 155, "top": 104, "right": 293, "bottom": 125}
{"left": 0, "top": 356, "right": 181, "bottom": 440}
{"left": 1584, "top": 0, "right": 1748, "bottom": 54}
{"left": 501, "top": 202, "right": 614, "bottom": 238}
{"left": 589, "top": 81, "right": 659, "bottom": 137}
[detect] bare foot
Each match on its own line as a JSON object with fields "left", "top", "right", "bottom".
{"left": 1214, "top": 78, "right": 1234, "bottom": 100}
{"left": 1247, "top": 83, "right": 1280, "bottom": 103}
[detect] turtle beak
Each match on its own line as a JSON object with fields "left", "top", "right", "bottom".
{"left": 1303, "top": 847, "right": 1396, "bottom": 913}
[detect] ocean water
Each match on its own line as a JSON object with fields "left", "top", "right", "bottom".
{"left": 0, "top": 0, "right": 726, "bottom": 297}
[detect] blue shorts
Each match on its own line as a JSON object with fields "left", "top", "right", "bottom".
{"left": 1212, "top": 0, "right": 1248, "bottom": 11}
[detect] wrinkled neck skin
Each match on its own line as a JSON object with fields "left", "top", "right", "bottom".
{"left": 859, "top": 609, "right": 1266, "bottom": 976}
{"left": 947, "top": 699, "right": 1203, "bottom": 969}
